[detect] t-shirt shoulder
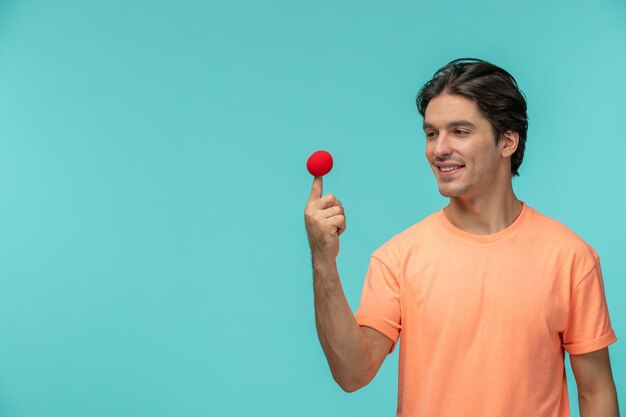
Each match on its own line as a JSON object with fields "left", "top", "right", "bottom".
{"left": 526, "top": 207, "right": 600, "bottom": 284}
{"left": 529, "top": 207, "right": 599, "bottom": 259}
{"left": 370, "top": 212, "right": 440, "bottom": 266}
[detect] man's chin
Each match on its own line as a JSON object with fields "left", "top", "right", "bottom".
{"left": 438, "top": 186, "right": 467, "bottom": 198}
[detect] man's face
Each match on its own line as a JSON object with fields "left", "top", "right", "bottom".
{"left": 423, "top": 93, "right": 506, "bottom": 199}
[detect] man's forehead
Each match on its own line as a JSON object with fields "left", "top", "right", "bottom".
{"left": 423, "top": 93, "right": 484, "bottom": 128}
{"left": 423, "top": 119, "right": 479, "bottom": 130}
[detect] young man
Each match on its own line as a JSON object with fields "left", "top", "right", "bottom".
{"left": 304, "top": 58, "right": 619, "bottom": 417}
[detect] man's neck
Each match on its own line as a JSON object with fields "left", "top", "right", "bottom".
{"left": 444, "top": 190, "right": 523, "bottom": 236}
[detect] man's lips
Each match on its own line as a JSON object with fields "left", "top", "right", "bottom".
{"left": 436, "top": 164, "right": 465, "bottom": 177}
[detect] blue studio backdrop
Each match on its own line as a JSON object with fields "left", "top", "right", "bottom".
{"left": 0, "top": 1, "right": 624, "bottom": 416}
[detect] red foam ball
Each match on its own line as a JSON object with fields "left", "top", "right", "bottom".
{"left": 307, "top": 150, "right": 333, "bottom": 176}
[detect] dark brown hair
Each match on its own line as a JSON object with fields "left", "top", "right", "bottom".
{"left": 416, "top": 58, "right": 528, "bottom": 177}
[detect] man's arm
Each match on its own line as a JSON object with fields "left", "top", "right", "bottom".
{"left": 570, "top": 347, "right": 620, "bottom": 417}
{"left": 304, "top": 176, "right": 393, "bottom": 392}
{"left": 312, "top": 260, "right": 393, "bottom": 391}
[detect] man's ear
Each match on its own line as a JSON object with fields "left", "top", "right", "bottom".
{"left": 500, "top": 130, "right": 519, "bottom": 158}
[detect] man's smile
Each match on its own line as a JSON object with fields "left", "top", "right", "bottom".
{"left": 434, "top": 162, "right": 466, "bottom": 178}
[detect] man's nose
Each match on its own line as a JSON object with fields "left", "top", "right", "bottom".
{"left": 433, "top": 132, "right": 453, "bottom": 156}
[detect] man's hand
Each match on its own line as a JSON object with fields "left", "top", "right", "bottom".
{"left": 304, "top": 176, "right": 346, "bottom": 262}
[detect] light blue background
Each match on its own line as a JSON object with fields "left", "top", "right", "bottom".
{"left": 0, "top": 1, "right": 624, "bottom": 416}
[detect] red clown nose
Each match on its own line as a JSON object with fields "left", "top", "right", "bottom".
{"left": 306, "top": 150, "right": 333, "bottom": 177}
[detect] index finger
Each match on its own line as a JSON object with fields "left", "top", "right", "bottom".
{"left": 307, "top": 176, "right": 323, "bottom": 203}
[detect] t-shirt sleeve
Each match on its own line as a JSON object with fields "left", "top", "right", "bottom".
{"left": 562, "top": 258, "right": 617, "bottom": 355}
{"left": 354, "top": 255, "right": 401, "bottom": 354}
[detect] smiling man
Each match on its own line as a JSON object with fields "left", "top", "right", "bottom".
{"left": 304, "top": 58, "right": 619, "bottom": 416}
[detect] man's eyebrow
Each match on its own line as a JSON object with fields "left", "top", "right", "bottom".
{"left": 422, "top": 120, "right": 478, "bottom": 130}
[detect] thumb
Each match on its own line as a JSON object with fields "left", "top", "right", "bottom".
{"left": 308, "top": 176, "right": 323, "bottom": 203}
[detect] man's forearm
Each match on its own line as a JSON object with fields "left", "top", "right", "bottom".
{"left": 578, "top": 385, "right": 620, "bottom": 417}
{"left": 312, "top": 258, "right": 372, "bottom": 391}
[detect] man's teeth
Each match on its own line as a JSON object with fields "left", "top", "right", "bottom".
{"left": 440, "top": 166, "right": 462, "bottom": 172}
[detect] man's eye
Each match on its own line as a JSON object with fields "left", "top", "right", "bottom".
{"left": 426, "top": 131, "right": 437, "bottom": 138}
{"left": 455, "top": 129, "right": 469, "bottom": 135}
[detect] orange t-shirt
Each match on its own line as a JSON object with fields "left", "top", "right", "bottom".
{"left": 355, "top": 201, "right": 617, "bottom": 417}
